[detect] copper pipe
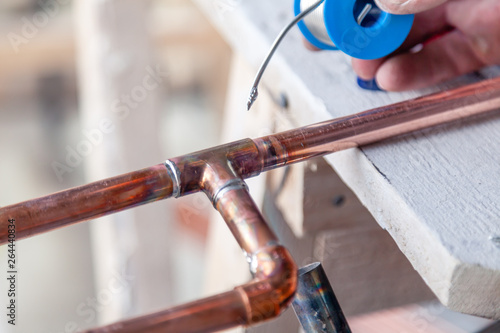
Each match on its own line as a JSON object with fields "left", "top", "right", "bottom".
{"left": 0, "top": 165, "right": 173, "bottom": 244}
{"left": 254, "top": 77, "right": 500, "bottom": 171}
{"left": 2, "top": 77, "right": 499, "bottom": 245}
{"left": 88, "top": 155, "right": 297, "bottom": 333}
{"left": 85, "top": 290, "right": 248, "bottom": 333}
{"left": 1, "top": 77, "right": 500, "bottom": 332}
{"left": 87, "top": 245, "right": 296, "bottom": 333}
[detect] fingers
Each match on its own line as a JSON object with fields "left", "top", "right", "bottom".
{"left": 375, "top": 0, "right": 448, "bottom": 14}
{"left": 399, "top": 3, "right": 449, "bottom": 48}
{"left": 322, "top": 0, "right": 499, "bottom": 92}
{"left": 373, "top": 0, "right": 500, "bottom": 91}
{"left": 352, "top": 58, "right": 386, "bottom": 80}
{"left": 352, "top": 6, "right": 449, "bottom": 81}
{"left": 302, "top": 38, "right": 321, "bottom": 51}
{"left": 445, "top": 0, "right": 500, "bottom": 65}
{"left": 375, "top": 30, "right": 484, "bottom": 91}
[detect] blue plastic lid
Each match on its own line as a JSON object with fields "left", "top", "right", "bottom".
{"left": 296, "top": 0, "right": 414, "bottom": 60}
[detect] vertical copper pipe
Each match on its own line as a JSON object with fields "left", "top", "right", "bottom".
{"left": 0, "top": 164, "right": 173, "bottom": 244}
{"left": 214, "top": 186, "right": 278, "bottom": 254}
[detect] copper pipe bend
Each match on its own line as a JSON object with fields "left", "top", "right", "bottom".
{"left": 148, "top": 147, "right": 297, "bottom": 331}
{"left": 2, "top": 76, "right": 500, "bottom": 331}
{"left": 237, "top": 245, "right": 297, "bottom": 324}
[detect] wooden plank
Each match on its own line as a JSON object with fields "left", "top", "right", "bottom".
{"left": 316, "top": 227, "right": 435, "bottom": 316}
{"left": 258, "top": 158, "right": 434, "bottom": 330}
{"left": 266, "top": 158, "right": 435, "bottom": 317}
{"left": 348, "top": 301, "right": 494, "bottom": 333}
{"left": 303, "top": 158, "right": 380, "bottom": 234}
{"left": 194, "top": 0, "right": 500, "bottom": 319}
{"left": 478, "top": 322, "right": 500, "bottom": 333}
{"left": 75, "top": 0, "right": 172, "bottom": 323}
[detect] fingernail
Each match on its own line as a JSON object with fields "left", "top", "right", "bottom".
{"left": 374, "top": 0, "right": 392, "bottom": 12}
{"left": 357, "top": 77, "right": 382, "bottom": 91}
{"left": 375, "top": 0, "right": 415, "bottom": 14}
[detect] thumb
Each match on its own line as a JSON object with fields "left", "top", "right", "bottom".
{"left": 375, "top": 0, "right": 448, "bottom": 14}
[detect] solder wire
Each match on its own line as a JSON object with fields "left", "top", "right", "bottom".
{"left": 246, "top": 0, "right": 325, "bottom": 111}
{"left": 246, "top": 1, "right": 377, "bottom": 111}
{"left": 300, "top": 0, "right": 334, "bottom": 46}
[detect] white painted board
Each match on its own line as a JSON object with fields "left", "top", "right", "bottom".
{"left": 194, "top": 0, "right": 500, "bottom": 319}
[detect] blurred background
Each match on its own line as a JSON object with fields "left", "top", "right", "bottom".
{"left": 0, "top": 1, "right": 231, "bottom": 332}
{"left": 0, "top": 1, "right": 496, "bottom": 333}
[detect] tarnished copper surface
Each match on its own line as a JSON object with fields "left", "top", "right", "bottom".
{"left": 0, "top": 165, "right": 173, "bottom": 245}
{"left": 84, "top": 149, "right": 296, "bottom": 333}
{"left": 1, "top": 76, "right": 500, "bottom": 332}
{"left": 168, "top": 139, "right": 263, "bottom": 197}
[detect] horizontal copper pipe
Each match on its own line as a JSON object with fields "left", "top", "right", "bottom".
{"left": 88, "top": 245, "right": 296, "bottom": 333}
{"left": 86, "top": 290, "right": 248, "bottom": 333}
{"left": 254, "top": 77, "right": 500, "bottom": 171}
{"left": 0, "top": 77, "right": 499, "bottom": 332}
{"left": 0, "top": 165, "right": 173, "bottom": 244}
{"left": 2, "top": 77, "right": 499, "bottom": 245}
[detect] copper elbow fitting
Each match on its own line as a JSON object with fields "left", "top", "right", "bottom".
{"left": 237, "top": 245, "right": 297, "bottom": 324}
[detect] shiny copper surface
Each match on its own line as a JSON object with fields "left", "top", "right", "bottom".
{"left": 254, "top": 77, "right": 500, "bottom": 172}
{"left": 87, "top": 246, "right": 297, "bottom": 333}
{"left": 86, "top": 290, "right": 248, "bottom": 333}
{"left": 161, "top": 152, "right": 295, "bottom": 331}
{"left": 168, "top": 139, "right": 263, "bottom": 197}
{"left": 238, "top": 245, "right": 297, "bottom": 324}
{"left": 0, "top": 165, "right": 173, "bottom": 245}
{"left": 84, "top": 151, "right": 296, "bottom": 333}
{"left": 1, "top": 77, "right": 500, "bottom": 332}
{"left": 214, "top": 187, "right": 278, "bottom": 254}
{"left": 4, "top": 78, "right": 499, "bottom": 245}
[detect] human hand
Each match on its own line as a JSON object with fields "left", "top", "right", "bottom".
{"left": 352, "top": 0, "right": 500, "bottom": 91}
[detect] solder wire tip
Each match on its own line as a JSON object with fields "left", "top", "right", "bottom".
{"left": 247, "top": 87, "right": 258, "bottom": 111}
{"left": 245, "top": 0, "right": 324, "bottom": 112}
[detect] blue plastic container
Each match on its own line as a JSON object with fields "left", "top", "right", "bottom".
{"left": 295, "top": 0, "right": 414, "bottom": 59}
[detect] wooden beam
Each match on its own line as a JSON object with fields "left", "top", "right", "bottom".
{"left": 193, "top": 0, "right": 500, "bottom": 318}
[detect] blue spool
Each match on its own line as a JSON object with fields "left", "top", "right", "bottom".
{"left": 294, "top": 0, "right": 414, "bottom": 60}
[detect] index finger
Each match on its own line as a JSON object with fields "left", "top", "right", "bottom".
{"left": 375, "top": 0, "right": 448, "bottom": 14}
